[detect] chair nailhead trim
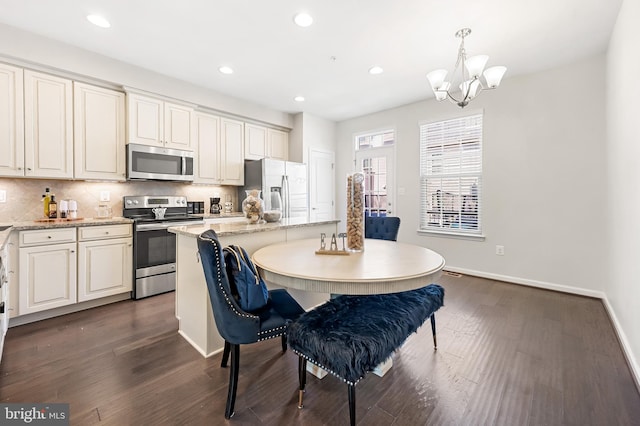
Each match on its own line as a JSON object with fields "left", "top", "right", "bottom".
{"left": 198, "top": 233, "right": 289, "bottom": 345}
{"left": 292, "top": 349, "right": 363, "bottom": 386}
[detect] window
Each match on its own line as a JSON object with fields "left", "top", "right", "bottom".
{"left": 355, "top": 129, "right": 395, "bottom": 217}
{"left": 419, "top": 114, "right": 482, "bottom": 235}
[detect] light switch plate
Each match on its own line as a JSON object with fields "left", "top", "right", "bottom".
{"left": 0, "top": 190, "right": 6, "bottom": 203}
{"left": 100, "top": 191, "right": 110, "bottom": 202}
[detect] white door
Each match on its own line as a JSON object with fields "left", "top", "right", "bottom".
{"left": 309, "top": 149, "right": 335, "bottom": 221}
{"left": 355, "top": 146, "right": 395, "bottom": 217}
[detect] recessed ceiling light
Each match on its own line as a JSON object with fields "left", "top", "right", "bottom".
{"left": 86, "top": 14, "right": 110, "bottom": 28}
{"left": 294, "top": 96, "right": 305, "bottom": 102}
{"left": 293, "top": 12, "right": 313, "bottom": 27}
{"left": 369, "top": 66, "right": 384, "bottom": 75}
{"left": 218, "top": 66, "right": 234, "bottom": 75}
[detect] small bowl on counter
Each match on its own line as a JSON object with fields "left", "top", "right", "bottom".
{"left": 263, "top": 210, "right": 282, "bottom": 223}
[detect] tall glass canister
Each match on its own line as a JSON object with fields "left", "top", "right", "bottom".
{"left": 346, "top": 172, "right": 365, "bottom": 251}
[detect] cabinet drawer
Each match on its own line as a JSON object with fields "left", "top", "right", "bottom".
{"left": 79, "top": 224, "right": 132, "bottom": 241}
{"left": 20, "top": 228, "right": 77, "bottom": 247}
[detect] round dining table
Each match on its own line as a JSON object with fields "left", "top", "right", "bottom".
{"left": 252, "top": 238, "right": 446, "bottom": 295}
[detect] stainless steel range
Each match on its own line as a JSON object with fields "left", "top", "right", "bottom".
{"left": 123, "top": 195, "right": 203, "bottom": 299}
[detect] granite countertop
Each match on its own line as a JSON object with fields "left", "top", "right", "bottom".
{"left": 2, "top": 217, "right": 133, "bottom": 232}
{"left": 169, "top": 217, "right": 340, "bottom": 237}
{"left": 196, "top": 212, "right": 245, "bottom": 220}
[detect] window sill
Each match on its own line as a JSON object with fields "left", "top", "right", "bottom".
{"left": 417, "top": 229, "right": 485, "bottom": 241}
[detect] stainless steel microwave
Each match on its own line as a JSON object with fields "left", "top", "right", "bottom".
{"left": 127, "top": 143, "right": 194, "bottom": 182}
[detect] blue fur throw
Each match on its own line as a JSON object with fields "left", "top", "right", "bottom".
{"left": 288, "top": 284, "right": 444, "bottom": 384}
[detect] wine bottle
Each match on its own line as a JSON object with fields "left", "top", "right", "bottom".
{"left": 48, "top": 195, "right": 58, "bottom": 219}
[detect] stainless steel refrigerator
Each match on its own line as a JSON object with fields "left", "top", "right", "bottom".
{"left": 240, "top": 159, "right": 309, "bottom": 219}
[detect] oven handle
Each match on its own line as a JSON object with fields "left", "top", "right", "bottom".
{"left": 136, "top": 221, "right": 203, "bottom": 231}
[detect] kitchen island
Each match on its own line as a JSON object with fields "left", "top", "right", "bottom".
{"left": 168, "top": 218, "right": 339, "bottom": 357}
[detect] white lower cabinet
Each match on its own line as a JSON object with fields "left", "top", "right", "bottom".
{"left": 78, "top": 237, "right": 132, "bottom": 302}
{"left": 19, "top": 241, "right": 77, "bottom": 315}
{"left": 18, "top": 225, "right": 132, "bottom": 317}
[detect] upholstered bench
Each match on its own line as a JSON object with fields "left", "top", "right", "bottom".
{"left": 287, "top": 284, "right": 445, "bottom": 426}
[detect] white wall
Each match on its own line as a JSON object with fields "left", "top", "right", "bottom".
{"left": 290, "top": 112, "right": 337, "bottom": 164}
{"left": 0, "top": 23, "right": 292, "bottom": 128}
{"left": 606, "top": 0, "right": 640, "bottom": 384}
{"left": 336, "top": 55, "right": 608, "bottom": 296}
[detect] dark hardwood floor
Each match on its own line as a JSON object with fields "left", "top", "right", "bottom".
{"left": 1, "top": 274, "right": 639, "bottom": 425}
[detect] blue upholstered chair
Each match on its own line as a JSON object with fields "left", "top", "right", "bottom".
{"left": 197, "top": 229, "right": 305, "bottom": 419}
{"left": 365, "top": 216, "right": 401, "bottom": 241}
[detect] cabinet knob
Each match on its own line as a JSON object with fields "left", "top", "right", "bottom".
{"left": 105, "top": 231, "right": 110, "bottom": 235}
{"left": 70, "top": 250, "right": 75, "bottom": 253}
{"left": 27, "top": 168, "right": 32, "bottom": 171}
{"left": 17, "top": 167, "right": 22, "bottom": 170}
{"left": 47, "top": 236, "right": 52, "bottom": 239}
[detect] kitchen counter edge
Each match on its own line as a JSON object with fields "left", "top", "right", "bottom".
{"left": 168, "top": 218, "right": 340, "bottom": 237}
{"left": 3, "top": 217, "right": 134, "bottom": 232}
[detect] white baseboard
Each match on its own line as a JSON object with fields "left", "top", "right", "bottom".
{"left": 443, "top": 266, "right": 606, "bottom": 299}
{"left": 443, "top": 265, "right": 639, "bottom": 391}
{"left": 601, "top": 297, "right": 640, "bottom": 391}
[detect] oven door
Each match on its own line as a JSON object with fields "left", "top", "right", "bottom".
{"left": 127, "top": 143, "right": 194, "bottom": 182}
{"left": 135, "top": 223, "right": 176, "bottom": 277}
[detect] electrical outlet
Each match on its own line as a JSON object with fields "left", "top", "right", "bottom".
{"left": 0, "top": 190, "right": 6, "bottom": 203}
{"left": 496, "top": 245, "right": 505, "bottom": 256}
{"left": 100, "top": 191, "right": 110, "bottom": 202}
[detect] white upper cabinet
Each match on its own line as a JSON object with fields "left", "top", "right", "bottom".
{"left": 221, "top": 118, "right": 245, "bottom": 185}
{"left": 244, "top": 123, "right": 288, "bottom": 161}
{"left": 74, "top": 82, "right": 126, "bottom": 181}
{"left": 244, "top": 123, "right": 267, "bottom": 160}
{"left": 0, "top": 63, "right": 25, "bottom": 177}
{"left": 127, "top": 93, "right": 193, "bottom": 150}
{"left": 267, "top": 128, "right": 288, "bottom": 161}
{"left": 23, "top": 70, "right": 74, "bottom": 179}
{"left": 193, "top": 112, "right": 221, "bottom": 184}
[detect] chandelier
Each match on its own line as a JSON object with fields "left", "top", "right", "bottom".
{"left": 427, "top": 28, "right": 506, "bottom": 108}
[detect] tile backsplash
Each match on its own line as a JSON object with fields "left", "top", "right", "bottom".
{"left": 0, "top": 178, "right": 239, "bottom": 222}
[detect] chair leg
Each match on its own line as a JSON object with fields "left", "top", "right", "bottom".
{"left": 298, "top": 356, "right": 307, "bottom": 408}
{"left": 221, "top": 341, "right": 231, "bottom": 367}
{"left": 348, "top": 383, "right": 356, "bottom": 426}
{"left": 224, "top": 344, "right": 240, "bottom": 419}
{"left": 430, "top": 314, "right": 437, "bottom": 350}
{"left": 281, "top": 333, "right": 288, "bottom": 352}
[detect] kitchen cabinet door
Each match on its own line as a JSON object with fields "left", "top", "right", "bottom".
{"left": 127, "top": 93, "right": 163, "bottom": 146}
{"left": 244, "top": 123, "right": 267, "bottom": 160}
{"left": 127, "top": 93, "right": 193, "bottom": 150}
{"left": 74, "top": 82, "right": 126, "bottom": 180}
{"left": 0, "top": 63, "right": 25, "bottom": 177}
{"left": 164, "top": 102, "right": 192, "bottom": 150}
{"left": 78, "top": 237, "right": 132, "bottom": 302}
{"left": 193, "top": 112, "right": 221, "bottom": 184}
{"left": 19, "top": 242, "right": 77, "bottom": 314}
{"left": 221, "top": 118, "right": 244, "bottom": 185}
{"left": 267, "top": 128, "right": 288, "bottom": 161}
{"left": 24, "top": 70, "right": 73, "bottom": 178}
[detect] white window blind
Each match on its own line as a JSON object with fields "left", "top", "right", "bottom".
{"left": 419, "top": 114, "right": 482, "bottom": 235}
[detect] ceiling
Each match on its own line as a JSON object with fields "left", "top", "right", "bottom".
{"left": 0, "top": 0, "right": 621, "bottom": 122}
